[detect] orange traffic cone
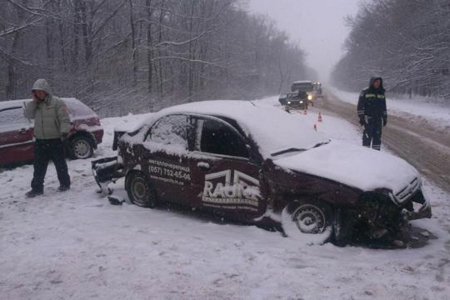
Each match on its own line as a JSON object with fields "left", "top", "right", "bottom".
{"left": 318, "top": 112, "right": 323, "bottom": 122}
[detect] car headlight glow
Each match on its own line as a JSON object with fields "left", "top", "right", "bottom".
{"left": 308, "top": 95, "right": 313, "bottom": 100}
{"left": 288, "top": 101, "right": 291, "bottom": 104}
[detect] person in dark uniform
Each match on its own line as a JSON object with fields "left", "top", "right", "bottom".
{"left": 24, "top": 79, "right": 71, "bottom": 197}
{"left": 357, "top": 77, "right": 387, "bottom": 150}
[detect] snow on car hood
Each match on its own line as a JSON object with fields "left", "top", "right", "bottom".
{"left": 273, "top": 141, "right": 420, "bottom": 194}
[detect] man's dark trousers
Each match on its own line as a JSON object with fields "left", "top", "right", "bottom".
{"left": 362, "top": 117, "right": 383, "bottom": 150}
{"left": 31, "top": 139, "right": 71, "bottom": 192}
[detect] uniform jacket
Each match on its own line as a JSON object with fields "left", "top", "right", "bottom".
{"left": 24, "top": 79, "right": 71, "bottom": 140}
{"left": 357, "top": 77, "right": 387, "bottom": 122}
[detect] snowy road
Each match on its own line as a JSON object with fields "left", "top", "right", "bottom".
{"left": 1, "top": 102, "right": 450, "bottom": 299}
{"left": 320, "top": 92, "right": 450, "bottom": 195}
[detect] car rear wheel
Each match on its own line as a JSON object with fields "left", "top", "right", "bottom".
{"left": 126, "top": 172, "right": 157, "bottom": 208}
{"left": 281, "top": 200, "right": 332, "bottom": 244}
{"left": 70, "top": 136, "right": 94, "bottom": 159}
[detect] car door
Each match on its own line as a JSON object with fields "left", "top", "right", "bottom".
{"left": 188, "top": 115, "right": 266, "bottom": 219}
{"left": 139, "top": 114, "right": 193, "bottom": 204}
{"left": 0, "top": 106, "right": 34, "bottom": 166}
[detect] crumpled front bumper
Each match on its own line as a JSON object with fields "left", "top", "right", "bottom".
{"left": 401, "top": 191, "right": 432, "bottom": 220}
{"left": 354, "top": 189, "right": 430, "bottom": 231}
{"left": 334, "top": 187, "right": 432, "bottom": 245}
{"left": 387, "top": 177, "right": 432, "bottom": 221}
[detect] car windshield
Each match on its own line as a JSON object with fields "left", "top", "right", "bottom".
{"left": 271, "top": 140, "right": 330, "bottom": 157}
{"left": 271, "top": 148, "right": 305, "bottom": 156}
{"left": 227, "top": 104, "right": 329, "bottom": 158}
{"left": 287, "top": 90, "right": 307, "bottom": 98}
{"left": 313, "top": 141, "right": 330, "bottom": 148}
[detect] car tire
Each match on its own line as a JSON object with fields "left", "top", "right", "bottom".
{"left": 126, "top": 171, "right": 157, "bottom": 208}
{"left": 281, "top": 200, "right": 332, "bottom": 244}
{"left": 70, "top": 135, "right": 94, "bottom": 159}
{"left": 332, "top": 208, "right": 351, "bottom": 247}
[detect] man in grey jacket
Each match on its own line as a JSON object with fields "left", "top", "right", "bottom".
{"left": 24, "top": 79, "right": 71, "bottom": 197}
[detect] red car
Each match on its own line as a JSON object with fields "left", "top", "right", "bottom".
{"left": 93, "top": 101, "right": 431, "bottom": 246}
{"left": 0, "top": 98, "right": 103, "bottom": 166}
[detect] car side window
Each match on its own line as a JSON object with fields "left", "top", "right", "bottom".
{"left": 146, "top": 115, "right": 189, "bottom": 149}
{"left": 198, "top": 118, "right": 249, "bottom": 158}
{"left": 0, "top": 107, "right": 30, "bottom": 132}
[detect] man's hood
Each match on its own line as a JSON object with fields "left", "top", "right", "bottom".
{"left": 369, "top": 76, "right": 384, "bottom": 90}
{"left": 273, "top": 141, "right": 419, "bottom": 195}
{"left": 32, "top": 79, "right": 52, "bottom": 96}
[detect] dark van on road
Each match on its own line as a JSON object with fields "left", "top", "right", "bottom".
{"left": 278, "top": 90, "right": 308, "bottom": 111}
{"left": 291, "top": 80, "right": 316, "bottom": 104}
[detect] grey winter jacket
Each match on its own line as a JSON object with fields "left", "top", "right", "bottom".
{"left": 24, "top": 79, "right": 71, "bottom": 140}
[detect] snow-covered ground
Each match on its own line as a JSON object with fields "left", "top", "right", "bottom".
{"left": 329, "top": 87, "right": 450, "bottom": 132}
{"left": 1, "top": 98, "right": 449, "bottom": 299}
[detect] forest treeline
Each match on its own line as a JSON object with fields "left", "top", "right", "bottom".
{"left": 0, "top": 0, "right": 313, "bottom": 116}
{"left": 332, "top": 0, "right": 450, "bottom": 99}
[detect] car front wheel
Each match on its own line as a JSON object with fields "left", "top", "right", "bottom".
{"left": 126, "top": 172, "right": 157, "bottom": 208}
{"left": 70, "top": 136, "right": 94, "bottom": 159}
{"left": 281, "top": 200, "right": 332, "bottom": 244}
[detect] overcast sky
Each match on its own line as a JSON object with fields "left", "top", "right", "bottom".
{"left": 245, "top": 0, "right": 362, "bottom": 82}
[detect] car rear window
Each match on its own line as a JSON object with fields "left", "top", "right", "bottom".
{"left": 146, "top": 114, "right": 189, "bottom": 149}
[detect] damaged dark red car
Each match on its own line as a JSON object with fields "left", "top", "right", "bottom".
{"left": 92, "top": 100, "right": 431, "bottom": 245}
{"left": 0, "top": 98, "right": 103, "bottom": 166}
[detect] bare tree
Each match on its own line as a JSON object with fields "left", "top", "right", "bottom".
{"left": 332, "top": 0, "right": 450, "bottom": 99}
{"left": 0, "top": 0, "right": 313, "bottom": 116}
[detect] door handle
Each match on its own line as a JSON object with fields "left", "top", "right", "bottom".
{"left": 197, "top": 162, "right": 210, "bottom": 171}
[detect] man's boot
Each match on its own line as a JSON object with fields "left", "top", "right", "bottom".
{"left": 58, "top": 185, "right": 70, "bottom": 192}
{"left": 26, "top": 190, "right": 43, "bottom": 198}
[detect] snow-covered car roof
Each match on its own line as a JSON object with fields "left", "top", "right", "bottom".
{"left": 145, "top": 100, "right": 329, "bottom": 158}
{"left": 0, "top": 98, "right": 97, "bottom": 120}
{"left": 130, "top": 100, "right": 420, "bottom": 195}
{"left": 0, "top": 100, "right": 25, "bottom": 110}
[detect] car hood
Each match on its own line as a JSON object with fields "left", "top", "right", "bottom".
{"left": 273, "top": 141, "right": 419, "bottom": 194}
